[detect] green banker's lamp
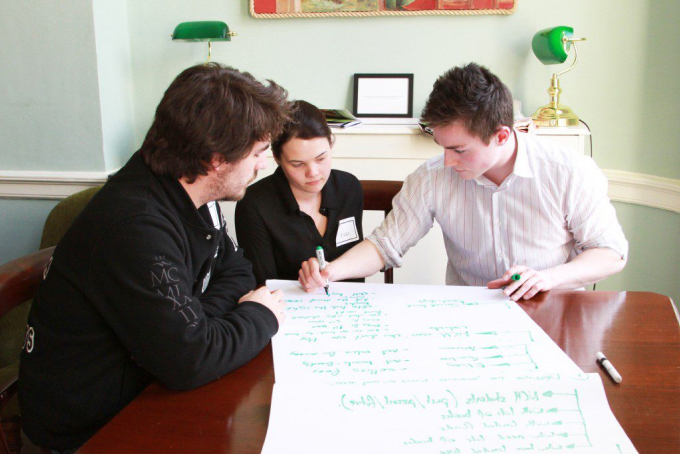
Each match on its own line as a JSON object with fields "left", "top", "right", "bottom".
{"left": 172, "top": 21, "right": 236, "bottom": 63}
{"left": 531, "top": 26, "right": 586, "bottom": 127}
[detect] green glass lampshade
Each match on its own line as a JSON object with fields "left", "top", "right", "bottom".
{"left": 172, "top": 21, "right": 233, "bottom": 42}
{"left": 532, "top": 26, "right": 574, "bottom": 65}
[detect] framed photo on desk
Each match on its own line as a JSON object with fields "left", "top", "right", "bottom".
{"left": 353, "top": 73, "right": 414, "bottom": 118}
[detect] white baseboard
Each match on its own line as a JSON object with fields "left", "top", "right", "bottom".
{"left": 1, "top": 169, "right": 679, "bottom": 215}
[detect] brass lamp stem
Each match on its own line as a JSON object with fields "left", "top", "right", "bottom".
{"left": 207, "top": 42, "right": 212, "bottom": 63}
{"left": 555, "top": 39, "right": 582, "bottom": 78}
{"left": 547, "top": 75, "right": 562, "bottom": 109}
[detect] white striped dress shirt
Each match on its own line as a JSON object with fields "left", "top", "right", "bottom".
{"left": 367, "top": 131, "right": 628, "bottom": 286}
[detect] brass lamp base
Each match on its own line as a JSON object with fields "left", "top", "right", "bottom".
{"left": 532, "top": 103, "right": 580, "bottom": 127}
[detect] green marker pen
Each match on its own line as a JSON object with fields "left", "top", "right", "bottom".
{"left": 511, "top": 274, "right": 521, "bottom": 281}
{"left": 315, "top": 246, "right": 330, "bottom": 296}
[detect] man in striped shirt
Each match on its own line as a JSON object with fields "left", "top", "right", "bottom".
{"left": 299, "top": 63, "right": 627, "bottom": 300}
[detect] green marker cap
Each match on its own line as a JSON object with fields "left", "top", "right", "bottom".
{"left": 511, "top": 274, "right": 521, "bottom": 281}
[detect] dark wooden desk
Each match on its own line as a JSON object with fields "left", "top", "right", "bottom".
{"left": 79, "top": 291, "right": 680, "bottom": 454}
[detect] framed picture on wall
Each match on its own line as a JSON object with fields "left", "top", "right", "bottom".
{"left": 353, "top": 74, "right": 414, "bottom": 118}
{"left": 250, "top": 1, "right": 517, "bottom": 18}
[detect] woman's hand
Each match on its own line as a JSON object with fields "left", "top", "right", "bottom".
{"left": 298, "top": 258, "right": 332, "bottom": 293}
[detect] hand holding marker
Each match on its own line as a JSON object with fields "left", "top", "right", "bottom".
{"left": 499, "top": 274, "right": 522, "bottom": 294}
{"left": 315, "top": 246, "right": 330, "bottom": 296}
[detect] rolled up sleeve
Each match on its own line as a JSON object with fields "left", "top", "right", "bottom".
{"left": 367, "top": 161, "right": 436, "bottom": 270}
{"left": 567, "top": 156, "right": 628, "bottom": 260}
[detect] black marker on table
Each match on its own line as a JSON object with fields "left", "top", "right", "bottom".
{"left": 597, "top": 351, "right": 623, "bottom": 383}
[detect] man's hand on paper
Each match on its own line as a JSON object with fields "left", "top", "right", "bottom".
{"left": 240, "top": 287, "right": 287, "bottom": 326}
{"left": 298, "top": 257, "right": 333, "bottom": 293}
{"left": 487, "top": 265, "right": 556, "bottom": 301}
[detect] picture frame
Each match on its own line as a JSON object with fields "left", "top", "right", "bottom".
{"left": 353, "top": 74, "right": 414, "bottom": 118}
{"left": 250, "top": 1, "right": 517, "bottom": 19}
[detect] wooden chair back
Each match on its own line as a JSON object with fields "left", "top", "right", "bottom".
{"left": 359, "top": 180, "right": 403, "bottom": 284}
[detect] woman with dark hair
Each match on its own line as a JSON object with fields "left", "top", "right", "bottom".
{"left": 235, "top": 100, "right": 364, "bottom": 286}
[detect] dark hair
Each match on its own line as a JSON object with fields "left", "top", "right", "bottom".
{"left": 271, "top": 100, "right": 333, "bottom": 160}
{"left": 140, "top": 63, "right": 291, "bottom": 183}
{"left": 421, "top": 62, "right": 514, "bottom": 144}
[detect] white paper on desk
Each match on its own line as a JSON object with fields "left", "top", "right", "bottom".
{"left": 267, "top": 280, "right": 581, "bottom": 385}
{"left": 262, "top": 373, "right": 638, "bottom": 454}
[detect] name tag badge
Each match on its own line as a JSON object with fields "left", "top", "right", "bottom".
{"left": 336, "top": 216, "right": 359, "bottom": 247}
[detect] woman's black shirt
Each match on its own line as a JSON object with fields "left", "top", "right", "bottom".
{"left": 235, "top": 167, "right": 364, "bottom": 286}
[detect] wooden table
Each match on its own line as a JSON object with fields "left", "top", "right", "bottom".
{"left": 78, "top": 291, "right": 680, "bottom": 454}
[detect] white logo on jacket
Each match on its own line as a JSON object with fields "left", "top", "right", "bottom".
{"left": 23, "top": 325, "right": 35, "bottom": 353}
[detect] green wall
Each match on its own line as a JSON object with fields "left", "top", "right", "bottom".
{"left": 0, "top": 200, "right": 59, "bottom": 263}
{"left": 0, "top": 0, "right": 105, "bottom": 172}
{"left": 93, "top": 0, "right": 136, "bottom": 171}
{"left": 0, "top": 0, "right": 135, "bottom": 173}
{"left": 598, "top": 203, "right": 680, "bottom": 305}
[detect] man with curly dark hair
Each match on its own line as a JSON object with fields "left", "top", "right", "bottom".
{"left": 19, "top": 63, "right": 292, "bottom": 453}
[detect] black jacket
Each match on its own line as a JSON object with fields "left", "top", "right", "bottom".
{"left": 18, "top": 152, "right": 278, "bottom": 450}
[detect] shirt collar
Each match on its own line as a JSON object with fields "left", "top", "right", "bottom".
{"left": 512, "top": 130, "right": 534, "bottom": 179}
{"left": 472, "top": 129, "right": 533, "bottom": 188}
{"left": 272, "top": 166, "right": 339, "bottom": 215}
{"left": 321, "top": 172, "right": 339, "bottom": 211}
{"left": 272, "top": 166, "right": 300, "bottom": 215}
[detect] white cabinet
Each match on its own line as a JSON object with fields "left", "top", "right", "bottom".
{"left": 533, "top": 123, "right": 590, "bottom": 156}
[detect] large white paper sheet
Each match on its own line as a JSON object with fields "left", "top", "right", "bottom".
{"left": 262, "top": 374, "right": 637, "bottom": 454}
{"left": 267, "top": 280, "right": 582, "bottom": 384}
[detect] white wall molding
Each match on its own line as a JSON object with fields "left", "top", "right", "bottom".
{"left": 604, "top": 170, "right": 680, "bottom": 215}
{"left": 1, "top": 169, "right": 680, "bottom": 214}
{"left": 0, "top": 170, "right": 112, "bottom": 200}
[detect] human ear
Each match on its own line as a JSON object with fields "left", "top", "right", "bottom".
{"left": 210, "top": 155, "right": 225, "bottom": 171}
{"left": 495, "top": 126, "right": 512, "bottom": 146}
